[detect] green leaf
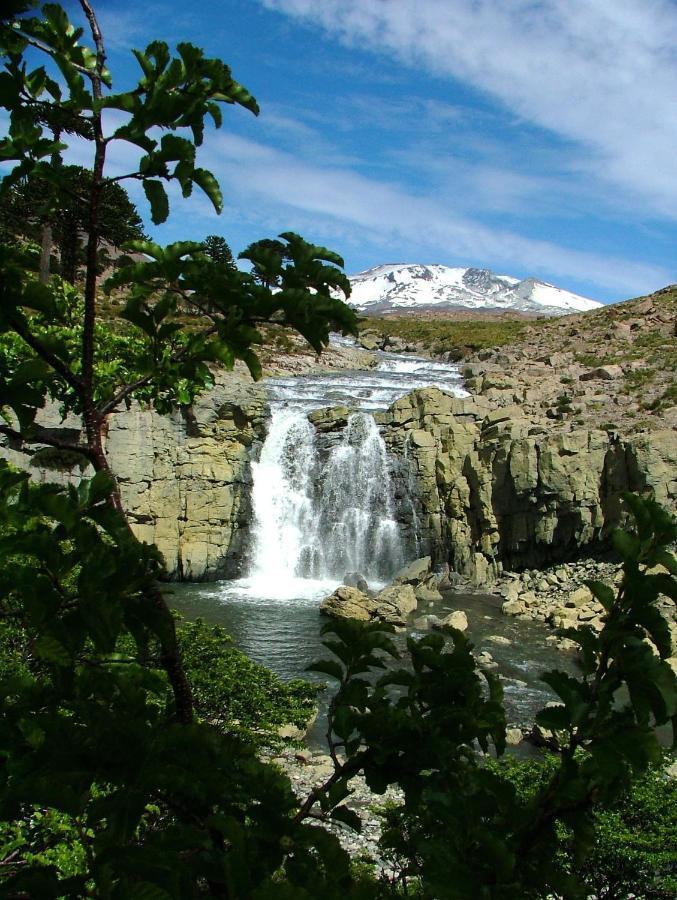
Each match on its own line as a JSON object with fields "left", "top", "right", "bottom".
{"left": 535, "top": 704, "right": 571, "bottom": 732}
{"left": 125, "top": 884, "right": 173, "bottom": 900}
{"left": 306, "top": 659, "right": 344, "bottom": 681}
{"left": 613, "top": 528, "right": 641, "bottom": 562}
{"left": 143, "top": 179, "right": 169, "bottom": 224}
{"left": 192, "top": 167, "right": 222, "bottom": 213}
{"left": 34, "top": 635, "right": 71, "bottom": 666}
{"left": 585, "top": 579, "right": 615, "bottom": 612}
{"left": 330, "top": 805, "right": 362, "bottom": 832}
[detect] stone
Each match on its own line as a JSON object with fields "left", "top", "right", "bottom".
{"left": 518, "top": 591, "right": 538, "bottom": 608}
{"left": 579, "top": 365, "right": 623, "bottom": 381}
{"left": 500, "top": 581, "right": 521, "bottom": 602}
{"left": 502, "top": 599, "right": 526, "bottom": 616}
{"left": 476, "top": 650, "right": 497, "bottom": 669}
{"left": 343, "top": 571, "right": 370, "bottom": 593}
{"left": 438, "top": 610, "right": 468, "bottom": 632}
{"left": 415, "top": 583, "right": 443, "bottom": 603}
{"left": 358, "top": 334, "right": 379, "bottom": 351}
{"left": 566, "top": 586, "right": 593, "bottom": 608}
{"left": 320, "top": 586, "right": 372, "bottom": 622}
{"left": 550, "top": 606, "right": 580, "bottom": 627}
{"left": 505, "top": 728, "right": 523, "bottom": 746}
{"left": 393, "top": 556, "right": 432, "bottom": 585}
{"left": 485, "top": 634, "right": 511, "bottom": 646}
{"left": 308, "top": 405, "right": 350, "bottom": 432}
{"left": 409, "top": 429, "right": 436, "bottom": 449}
{"left": 373, "top": 583, "right": 418, "bottom": 624}
{"left": 577, "top": 607, "right": 597, "bottom": 622}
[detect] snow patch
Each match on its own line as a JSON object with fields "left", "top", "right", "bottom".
{"left": 346, "top": 264, "right": 601, "bottom": 316}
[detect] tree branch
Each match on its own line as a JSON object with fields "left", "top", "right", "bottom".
{"left": 98, "top": 372, "right": 154, "bottom": 417}
{"left": 98, "top": 326, "right": 218, "bottom": 417}
{"left": 10, "top": 316, "right": 82, "bottom": 393}
{"left": 0, "top": 424, "right": 95, "bottom": 462}
{"left": 78, "top": 0, "right": 107, "bottom": 405}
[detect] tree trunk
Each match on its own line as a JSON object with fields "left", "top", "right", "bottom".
{"left": 39, "top": 222, "right": 52, "bottom": 284}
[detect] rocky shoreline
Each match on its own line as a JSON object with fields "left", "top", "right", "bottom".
{"left": 266, "top": 747, "right": 403, "bottom": 871}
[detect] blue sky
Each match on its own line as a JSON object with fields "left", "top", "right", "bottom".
{"left": 30, "top": 1, "right": 677, "bottom": 301}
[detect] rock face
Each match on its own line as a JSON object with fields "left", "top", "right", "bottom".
{"left": 378, "top": 388, "right": 677, "bottom": 584}
{"left": 108, "top": 373, "right": 267, "bottom": 580}
{"left": 0, "top": 370, "right": 267, "bottom": 581}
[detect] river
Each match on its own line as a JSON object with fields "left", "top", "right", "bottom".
{"left": 171, "top": 340, "right": 575, "bottom": 745}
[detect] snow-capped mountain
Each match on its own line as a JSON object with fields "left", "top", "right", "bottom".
{"left": 347, "top": 264, "right": 602, "bottom": 316}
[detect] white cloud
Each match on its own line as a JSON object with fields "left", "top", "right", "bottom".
{"left": 203, "top": 132, "right": 670, "bottom": 294}
{"left": 262, "top": 0, "right": 677, "bottom": 218}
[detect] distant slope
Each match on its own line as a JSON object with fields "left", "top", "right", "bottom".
{"left": 347, "top": 264, "right": 602, "bottom": 317}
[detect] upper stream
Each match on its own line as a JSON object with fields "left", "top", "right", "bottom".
{"left": 171, "top": 340, "right": 575, "bottom": 744}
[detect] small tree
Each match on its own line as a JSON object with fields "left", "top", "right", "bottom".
{"left": 0, "top": 165, "right": 147, "bottom": 282}
{"left": 0, "top": 0, "right": 356, "bottom": 727}
{"left": 203, "top": 234, "right": 235, "bottom": 268}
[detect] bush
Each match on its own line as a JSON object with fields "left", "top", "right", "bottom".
{"left": 175, "top": 616, "right": 320, "bottom": 744}
{"left": 489, "top": 754, "right": 677, "bottom": 899}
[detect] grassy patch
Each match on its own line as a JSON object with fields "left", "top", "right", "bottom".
{"left": 623, "top": 367, "right": 656, "bottom": 394}
{"left": 360, "top": 316, "right": 533, "bottom": 356}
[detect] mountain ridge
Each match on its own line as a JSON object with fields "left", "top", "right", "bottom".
{"left": 346, "top": 263, "right": 602, "bottom": 317}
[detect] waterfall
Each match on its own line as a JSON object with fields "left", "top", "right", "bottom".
{"left": 248, "top": 408, "right": 405, "bottom": 592}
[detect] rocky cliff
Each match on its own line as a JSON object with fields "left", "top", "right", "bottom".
{"left": 107, "top": 373, "right": 268, "bottom": 580}
{"left": 0, "top": 371, "right": 268, "bottom": 581}
{"left": 377, "top": 387, "right": 676, "bottom": 584}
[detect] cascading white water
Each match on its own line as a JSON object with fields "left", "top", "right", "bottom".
{"left": 249, "top": 408, "right": 319, "bottom": 585}
{"left": 315, "top": 413, "right": 403, "bottom": 580}
{"left": 217, "top": 341, "right": 467, "bottom": 602}
{"left": 249, "top": 409, "right": 404, "bottom": 590}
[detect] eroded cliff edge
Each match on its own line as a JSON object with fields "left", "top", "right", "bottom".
{"left": 376, "top": 387, "right": 675, "bottom": 584}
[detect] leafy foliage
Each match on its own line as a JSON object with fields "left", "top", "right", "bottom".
{"left": 174, "top": 616, "right": 320, "bottom": 746}
{"left": 485, "top": 754, "right": 677, "bottom": 899}
{"left": 0, "top": 0, "right": 357, "bottom": 465}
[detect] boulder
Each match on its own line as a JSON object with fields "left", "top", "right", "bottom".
{"left": 343, "top": 571, "right": 370, "bottom": 593}
{"left": 500, "top": 581, "right": 521, "bottom": 602}
{"left": 566, "top": 586, "right": 593, "bottom": 608}
{"left": 476, "top": 650, "right": 497, "bottom": 669}
{"left": 502, "top": 599, "right": 526, "bottom": 616}
{"left": 358, "top": 334, "right": 380, "bottom": 351}
{"left": 393, "top": 556, "right": 432, "bottom": 586}
{"left": 373, "top": 583, "right": 418, "bottom": 625}
{"left": 415, "top": 582, "right": 443, "bottom": 603}
{"left": 505, "top": 728, "right": 523, "bottom": 746}
{"left": 438, "top": 610, "right": 468, "bottom": 632}
{"left": 579, "top": 365, "right": 623, "bottom": 381}
{"left": 518, "top": 590, "right": 538, "bottom": 608}
{"left": 320, "top": 586, "right": 372, "bottom": 622}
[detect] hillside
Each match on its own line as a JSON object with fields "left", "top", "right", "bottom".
{"left": 362, "top": 286, "right": 677, "bottom": 435}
